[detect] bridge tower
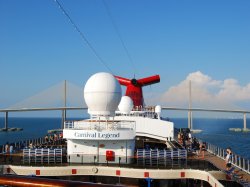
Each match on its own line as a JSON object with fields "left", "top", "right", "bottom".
{"left": 115, "top": 75, "right": 160, "bottom": 108}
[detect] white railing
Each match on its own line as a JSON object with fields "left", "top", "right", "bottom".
{"left": 23, "top": 148, "right": 63, "bottom": 165}
{"left": 64, "top": 120, "right": 135, "bottom": 131}
{"left": 137, "top": 149, "right": 187, "bottom": 167}
{"left": 206, "top": 142, "right": 250, "bottom": 174}
{"left": 116, "top": 110, "right": 158, "bottom": 119}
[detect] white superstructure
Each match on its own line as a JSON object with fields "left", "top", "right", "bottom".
{"left": 63, "top": 72, "right": 136, "bottom": 164}
{"left": 63, "top": 120, "right": 136, "bottom": 163}
{"left": 63, "top": 72, "right": 174, "bottom": 164}
{"left": 115, "top": 108, "right": 174, "bottom": 141}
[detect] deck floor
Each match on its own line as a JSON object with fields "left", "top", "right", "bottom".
{"left": 190, "top": 151, "right": 250, "bottom": 183}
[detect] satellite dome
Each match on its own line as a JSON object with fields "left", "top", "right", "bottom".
{"left": 118, "top": 96, "right": 133, "bottom": 114}
{"left": 155, "top": 105, "right": 161, "bottom": 113}
{"left": 155, "top": 105, "right": 161, "bottom": 119}
{"left": 84, "top": 72, "right": 122, "bottom": 117}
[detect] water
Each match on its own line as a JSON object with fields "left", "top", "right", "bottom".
{"left": 0, "top": 118, "right": 61, "bottom": 144}
{"left": 0, "top": 117, "right": 249, "bottom": 159}
{"left": 172, "top": 118, "right": 250, "bottom": 159}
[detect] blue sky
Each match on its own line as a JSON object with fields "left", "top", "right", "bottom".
{"left": 1, "top": 0, "right": 250, "bottom": 112}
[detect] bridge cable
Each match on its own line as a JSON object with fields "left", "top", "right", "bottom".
{"left": 102, "top": 0, "right": 136, "bottom": 76}
{"left": 53, "top": 0, "right": 114, "bottom": 74}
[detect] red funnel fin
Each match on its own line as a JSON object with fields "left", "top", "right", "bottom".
{"left": 115, "top": 75, "right": 160, "bottom": 107}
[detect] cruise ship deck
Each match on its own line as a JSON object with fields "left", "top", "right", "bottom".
{"left": 0, "top": 133, "right": 250, "bottom": 187}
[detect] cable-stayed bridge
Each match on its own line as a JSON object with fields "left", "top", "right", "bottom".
{"left": 0, "top": 80, "right": 250, "bottom": 131}
{"left": 0, "top": 80, "right": 86, "bottom": 130}
{"left": 6, "top": 81, "right": 86, "bottom": 109}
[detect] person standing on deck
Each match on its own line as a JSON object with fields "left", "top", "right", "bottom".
{"left": 4, "top": 142, "right": 9, "bottom": 162}
{"left": 5, "top": 142, "right": 9, "bottom": 154}
{"left": 225, "top": 147, "right": 232, "bottom": 167}
{"left": 9, "top": 144, "right": 13, "bottom": 163}
{"left": 199, "top": 142, "right": 206, "bottom": 159}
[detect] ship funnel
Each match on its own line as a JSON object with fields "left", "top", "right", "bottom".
{"left": 115, "top": 75, "right": 160, "bottom": 108}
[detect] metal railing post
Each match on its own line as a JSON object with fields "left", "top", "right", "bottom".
{"left": 35, "top": 149, "right": 37, "bottom": 164}
{"left": 164, "top": 150, "right": 166, "bottom": 167}
{"left": 54, "top": 149, "right": 56, "bottom": 164}
{"left": 29, "top": 149, "right": 31, "bottom": 165}
{"left": 236, "top": 155, "right": 238, "bottom": 166}
{"left": 48, "top": 148, "right": 50, "bottom": 164}
{"left": 143, "top": 150, "right": 145, "bottom": 167}
{"left": 239, "top": 156, "right": 241, "bottom": 168}
{"left": 248, "top": 160, "right": 250, "bottom": 173}
{"left": 150, "top": 149, "right": 152, "bottom": 166}
{"left": 157, "top": 149, "right": 159, "bottom": 167}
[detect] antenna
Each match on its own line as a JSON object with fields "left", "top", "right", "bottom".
{"left": 53, "top": 0, "right": 113, "bottom": 74}
{"left": 102, "top": 0, "right": 136, "bottom": 76}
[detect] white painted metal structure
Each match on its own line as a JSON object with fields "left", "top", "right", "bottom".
{"left": 118, "top": 96, "right": 133, "bottom": 115}
{"left": 63, "top": 120, "right": 136, "bottom": 163}
{"left": 114, "top": 111, "right": 174, "bottom": 141}
{"left": 6, "top": 165, "right": 224, "bottom": 187}
{"left": 155, "top": 105, "right": 161, "bottom": 119}
{"left": 64, "top": 72, "right": 136, "bottom": 164}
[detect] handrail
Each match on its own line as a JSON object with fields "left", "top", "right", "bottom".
{"left": 136, "top": 148, "right": 187, "bottom": 167}
{"left": 206, "top": 142, "right": 250, "bottom": 174}
{"left": 23, "top": 148, "right": 63, "bottom": 165}
{"left": 64, "top": 120, "right": 136, "bottom": 130}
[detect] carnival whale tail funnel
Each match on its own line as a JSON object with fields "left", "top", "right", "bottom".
{"left": 115, "top": 75, "right": 160, "bottom": 108}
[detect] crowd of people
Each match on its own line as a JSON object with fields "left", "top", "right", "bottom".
{"left": 38, "top": 132, "right": 64, "bottom": 147}
{"left": 177, "top": 131, "right": 245, "bottom": 180}
{"left": 0, "top": 132, "right": 65, "bottom": 163}
{"left": 178, "top": 131, "right": 244, "bottom": 180}
{"left": 177, "top": 129, "right": 207, "bottom": 159}
{"left": 27, "top": 132, "right": 64, "bottom": 149}
{"left": 0, "top": 142, "right": 15, "bottom": 163}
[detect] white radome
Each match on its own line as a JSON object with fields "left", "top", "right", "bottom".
{"left": 155, "top": 105, "right": 161, "bottom": 113}
{"left": 84, "top": 72, "right": 122, "bottom": 117}
{"left": 155, "top": 105, "right": 161, "bottom": 119}
{"left": 118, "top": 96, "right": 133, "bottom": 114}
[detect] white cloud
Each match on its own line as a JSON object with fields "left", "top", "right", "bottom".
{"left": 155, "top": 71, "right": 250, "bottom": 110}
{"left": 186, "top": 71, "right": 221, "bottom": 88}
{"left": 217, "top": 79, "right": 250, "bottom": 101}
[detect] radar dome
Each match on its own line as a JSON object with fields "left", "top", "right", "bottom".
{"left": 155, "top": 105, "right": 161, "bottom": 119}
{"left": 118, "top": 96, "right": 133, "bottom": 114}
{"left": 155, "top": 105, "right": 161, "bottom": 113}
{"left": 84, "top": 72, "right": 122, "bottom": 117}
